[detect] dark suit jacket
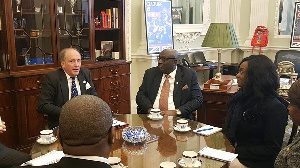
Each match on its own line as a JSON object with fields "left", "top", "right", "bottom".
{"left": 136, "top": 65, "right": 203, "bottom": 119}
{"left": 37, "top": 68, "right": 97, "bottom": 129}
{"left": 0, "top": 143, "right": 31, "bottom": 168}
{"left": 13, "top": 157, "right": 111, "bottom": 168}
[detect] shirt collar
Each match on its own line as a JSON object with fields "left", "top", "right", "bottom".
{"left": 64, "top": 154, "right": 109, "bottom": 165}
{"left": 64, "top": 72, "right": 76, "bottom": 80}
{"left": 164, "top": 66, "right": 177, "bottom": 79}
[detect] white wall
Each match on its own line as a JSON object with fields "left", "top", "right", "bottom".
{"left": 130, "top": 0, "right": 297, "bottom": 106}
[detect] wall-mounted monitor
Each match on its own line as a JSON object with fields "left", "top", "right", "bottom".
{"left": 144, "top": 0, "right": 173, "bottom": 54}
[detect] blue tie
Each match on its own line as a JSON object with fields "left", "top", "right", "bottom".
{"left": 71, "top": 77, "right": 78, "bottom": 98}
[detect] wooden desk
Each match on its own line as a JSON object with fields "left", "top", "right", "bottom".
{"left": 198, "top": 75, "right": 239, "bottom": 128}
{"left": 31, "top": 114, "right": 232, "bottom": 168}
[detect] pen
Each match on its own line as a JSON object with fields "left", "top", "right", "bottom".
{"left": 197, "top": 127, "right": 213, "bottom": 132}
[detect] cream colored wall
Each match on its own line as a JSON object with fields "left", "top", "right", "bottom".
{"left": 130, "top": 0, "right": 296, "bottom": 106}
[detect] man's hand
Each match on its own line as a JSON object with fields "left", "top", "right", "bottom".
{"left": 161, "top": 110, "right": 177, "bottom": 116}
{"left": 0, "top": 121, "right": 6, "bottom": 133}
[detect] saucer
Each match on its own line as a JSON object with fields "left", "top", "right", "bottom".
{"left": 178, "top": 158, "right": 202, "bottom": 168}
{"left": 147, "top": 114, "right": 163, "bottom": 120}
{"left": 37, "top": 136, "right": 57, "bottom": 144}
{"left": 174, "top": 125, "right": 191, "bottom": 132}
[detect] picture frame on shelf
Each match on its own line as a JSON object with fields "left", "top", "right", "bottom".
{"left": 290, "top": 2, "right": 300, "bottom": 47}
{"left": 101, "top": 41, "right": 113, "bottom": 57}
{"left": 172, "top": 7, "right": 182, "bottom": 24}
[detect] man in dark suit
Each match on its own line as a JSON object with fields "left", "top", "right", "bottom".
{"left": 136, "top": 49, "right": 203, "bottom": 119}
{"left": 38, "top": 48, "right": 97, "bottom": 129}
{"left": 14, "top": 95, "right": 114, "bottom": 168}
{"left": 0, "top": 121, "right": 31, "bottom": 167}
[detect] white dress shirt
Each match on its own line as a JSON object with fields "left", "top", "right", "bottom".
{"left": 153, "top": 66, "right": 177, "bottom": 110}
{"left": 64, "top": 154, "right": 109, "bottom": 165}
{"left": 65, "top": 73, "right": 81, "bottom": 100}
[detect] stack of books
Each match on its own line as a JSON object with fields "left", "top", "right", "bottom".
{"left": 95, "top": 8, "right": 118, "bottom": 29}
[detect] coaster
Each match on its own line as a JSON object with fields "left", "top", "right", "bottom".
{"left": 37, "top": 136, "right": 57, "bottom": 145}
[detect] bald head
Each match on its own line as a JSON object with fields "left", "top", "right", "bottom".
{"left": 160, "top": 49, "right": 179, "bottom": 59}
{"left": 59, "top": 95, "right": 113, "bottom": 146}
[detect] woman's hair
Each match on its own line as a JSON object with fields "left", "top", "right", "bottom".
{"left": 288, "top": 80, "right": 300, "bottom": 108}
{"left": 240, "top": 55, "right": 279, "bottom": 99}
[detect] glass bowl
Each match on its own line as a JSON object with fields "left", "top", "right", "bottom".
{"left": 122, "top": 126, "right": 149, "bottom": 143}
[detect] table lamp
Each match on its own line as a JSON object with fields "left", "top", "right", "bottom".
{"left": 202, "top": 23, "right": 239, "bottom": 82}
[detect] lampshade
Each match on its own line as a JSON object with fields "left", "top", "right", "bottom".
{"left": 202, "top": 23, "right": 239, "bottom": 48}
{"left": 201, "top": 23, "right": 239, "bottom": 83}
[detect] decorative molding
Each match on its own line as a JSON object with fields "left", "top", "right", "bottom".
{"left": 245, "top": 0, "right": 270, "bottom": 46}
{"left": 230, "top": 0, "right": 241, "bottom": 43}
{"left": 125, "top": 0, "right": 131, "bottom": 61}
{"left": 215, "top": 0, "right": 230, "bottom": 23}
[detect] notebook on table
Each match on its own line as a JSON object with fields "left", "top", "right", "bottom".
{"left": 198, "top": 147, "right": 238, "bottom": 163}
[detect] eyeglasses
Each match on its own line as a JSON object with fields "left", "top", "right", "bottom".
{"left": 157, "top": 56, "right": 176, "bottom": 62}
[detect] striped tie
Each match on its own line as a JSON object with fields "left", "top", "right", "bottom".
{"left": 159, "top": 75, "right": 170, "bottom": 111}
{"left": 71, "top": 77, "right": 78, "bottom": 98}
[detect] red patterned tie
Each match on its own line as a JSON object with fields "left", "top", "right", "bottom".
{"left": 159, "top": 75, "right": 170, "bottom": 111}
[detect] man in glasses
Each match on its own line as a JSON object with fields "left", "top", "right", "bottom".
{"left": 136, "top": 49, "right": 203, "bottom": 119}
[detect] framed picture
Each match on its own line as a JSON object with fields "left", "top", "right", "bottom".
{"left": 144, "top": 0, "right": 173, "bottom": 54}
{"left": 172, "top": 7, "right": 182, "bottom": 24}
{"left": 290, "top": 2, "right": 300, "bottom": 47}
{"left": 100, "top": 41, "right": 113, "bottom": 57}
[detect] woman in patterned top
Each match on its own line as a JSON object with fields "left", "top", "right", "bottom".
{"left": 275, "top": 80, "right": 300, "bottom": 167}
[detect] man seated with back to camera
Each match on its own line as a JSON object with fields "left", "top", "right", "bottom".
{"left": 136, "top": 49, "right": 203, "bottom": 119}
{"left": 0, "top": 121, "right": 31, "bottom": 168}
{"left": 37, "top": 48, "right": 97, "bottom": 129}
{"left": 14, "top": 95, "right": 114, "bottom": 168}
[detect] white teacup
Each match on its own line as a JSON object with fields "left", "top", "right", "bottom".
{"left": 108, "top": 157, "right": 123, "bottom": 168}
{"left": 177, "top": 119, "right": 188, "bottom": 130}
{"left": 160, "top": 161, "right": 176, "bottom": 168}
{"left": 182, "top": 151, "right": 198, "bottom": 167}
{"left": 150, "top": 109, "right": 161, "bottom": 118}
{"left": 40, "top": 130, "right": 53, "bottom": 142}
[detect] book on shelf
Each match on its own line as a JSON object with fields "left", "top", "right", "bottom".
{"left": 112, "top": 7, "right": 118, "bottom": 28}
{"left": 193, "top": 125, "right": 222, "bottom": 136}
{"left": 95, "top": 8, "right": 118, "bottom": 29}
{"left": 106, "top": 9, "right": 111, "bottom": 28}
{"left": 198, "top": 147, "right": 238, "bottom": 163}
{"left": 101, "top": 41, "right": 113, "bottom": 57}
{"left": 111, "top": 7, "right": 114, "bottom": 28}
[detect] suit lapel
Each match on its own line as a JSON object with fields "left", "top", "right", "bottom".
{"left": 174, "top": 67, "right": 183, "bottom": 106}
{"left": 59, "top": 69, "right": 69, "bottom": 103}
{"left": 150, "top": 69, "right": 163, "bottom": 102}
{"left": 78, "top": 71, "right": 86, "bottom": 95}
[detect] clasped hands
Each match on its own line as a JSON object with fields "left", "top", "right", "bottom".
{"left": 0, "top": 121, "right": 6, "bottom": 133}
{"left": 147, "top": 109, "right": 177, "bottom": 116}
